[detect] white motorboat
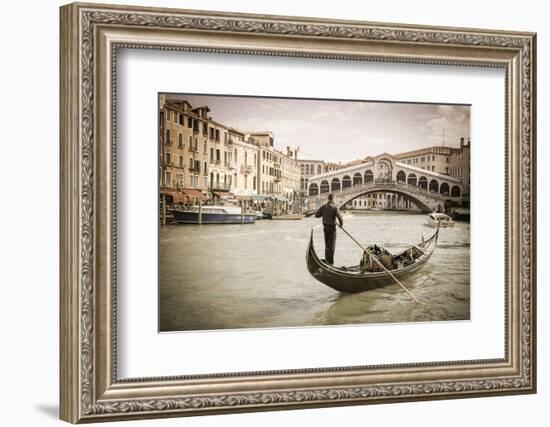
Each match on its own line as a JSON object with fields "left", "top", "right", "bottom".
{"left": 427, "top": 212, "right": 454, "bottom": 228}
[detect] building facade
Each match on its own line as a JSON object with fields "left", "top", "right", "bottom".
{"left": 160, "top": 97, "right": 301, "bottom": 208}
{"left": 449, "top": 137, "right": 471, "bottom": 198}
{"left": 395, "top": 146, "right": 459, "bottom": 175}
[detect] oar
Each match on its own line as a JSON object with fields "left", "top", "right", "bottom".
{"left": 338, "top": 224, "right": 423, "bottom": 304}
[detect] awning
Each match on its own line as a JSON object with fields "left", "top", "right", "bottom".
{"left": 181, "top": 188, "right": 208, "bottom": 201}
{"left": 160, "top": 188, "right": 186, "bottom": 204}
{"left": 251, "top": 194, "right": 272, "bottom": 201}
{"left": 212, "top": 191, "right": 234, "bottom": 199}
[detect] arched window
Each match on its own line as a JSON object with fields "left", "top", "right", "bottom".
{"left": 317, "top": 165, "right": 322, "bottom": 174}
{"left": 342, "top": 175, "right": 352, "bottom": 189}
{"left": 178, "top": 133, "right": 183, "bottom": 148}
{"left": 353, "top": 173, "right": 362, "bottom": 186}
{"left": 407, "top": 173, "right": 417, "bottom": 186}
{"left": 364, "top": 170, "right": 374, "bottom": 184}
{"left": 429, "top": 179, "right": 439, "bottom": 193}
{"left": 331, "top": 178, "right": 341, "bottom": 192}
{"left": 396, "top": 170, "right": 406, "bottom": 183}
{"left": 309, "top": 183, "right": 319, "bottom": 196}
{"left": 451, "top": 185, "right": 461, "bottom": 197}
{"left": 165, "top": 129, "right": 171, "bottom": 145}
{"left": 418, "top": 176, "right": 428, "bottom": 189}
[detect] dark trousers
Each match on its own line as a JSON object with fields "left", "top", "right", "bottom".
{"left": 323, "top": 225, "right": 337, "bottom": 264}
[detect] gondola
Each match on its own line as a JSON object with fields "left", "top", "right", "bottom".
{"left": 306, "top": 227, "right": 439, "bottom": 293}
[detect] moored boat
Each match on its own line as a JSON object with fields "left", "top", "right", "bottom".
{"left": 306, "top": 227, "right": 439, "bottom": 293}
{"left": 427, "top": 212, "right": 454, "bottom": 228}
{"left": 172, "top": 205, "right": 256, "bottom": 224}
{"left": 272, "top": 214, "right": 305, "bottom": 220}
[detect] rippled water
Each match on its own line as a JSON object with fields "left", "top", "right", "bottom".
{"left": 159, "top": 212, "right": 470, "bottom": 331}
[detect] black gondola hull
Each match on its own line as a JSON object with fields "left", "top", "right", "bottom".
{"left": 306, "top": 229, "right": 438, "bottom": 293}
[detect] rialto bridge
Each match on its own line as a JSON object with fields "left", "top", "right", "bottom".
{"left": 306, "top": 154, "right": 463, "bottom": 213}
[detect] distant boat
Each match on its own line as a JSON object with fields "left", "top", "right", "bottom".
{"left": 255, "top": 211, "right": 264, "bottom": 220}
{"left": 306, "top": 227, "right": 439, "bottom": 293}
{"left": 171, "top": 205, "right": 256, "bottom": 224}
{"left": 272, "top": 214, "right": 305, "bottom": 220}
{"left": 427, "top": 212, "right": 454, "bottom": 228}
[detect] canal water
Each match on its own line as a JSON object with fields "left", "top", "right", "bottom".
{"left": 159, "top": 212, "right": 470, "bottom": 332}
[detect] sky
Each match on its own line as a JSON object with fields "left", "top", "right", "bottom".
{"left": 166, "top": 94, "right": 470, "bottom": 163}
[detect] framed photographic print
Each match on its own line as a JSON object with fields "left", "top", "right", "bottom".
{"left": 60, "top": 2, "right": 536, "bottom": 423}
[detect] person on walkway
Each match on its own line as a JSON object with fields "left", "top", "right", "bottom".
{"left": 315, "top": 193, "right": 344, "bottom": 265}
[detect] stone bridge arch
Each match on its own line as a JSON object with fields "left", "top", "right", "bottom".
{"left": 337, "top": 188, "right": 435, "bottom": 213}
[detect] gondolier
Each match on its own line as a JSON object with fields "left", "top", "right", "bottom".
{"left": 315, "top": 193, "right": 343, "bottom": 264}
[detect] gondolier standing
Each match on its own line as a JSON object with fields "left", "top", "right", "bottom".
{"left": 315, "top": 194, "right": 343, "bottom": 265}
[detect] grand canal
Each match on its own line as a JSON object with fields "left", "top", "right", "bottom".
{"left": 159, "top": 212, "right": 470, "bottom": 332}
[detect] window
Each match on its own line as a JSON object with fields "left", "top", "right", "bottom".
{"left": 166, "top": 110, "right": 171, "bottom": 121}
{"left": 253, "top": 177, "right": 256, "bottom": 190}
{"left": 178, "top": 113, "right": 184, "bottom": 125}
{"left": 165, "top": 170, "right": 171, "bottom": 186}
{"left": 179, "top": 155, "right": 183, "bottom": 168}
{"left": 165, "top": 129, "right": 171, "bottom": 145}
{"left": 165, "top": 152, "right": 171, "bottom": 165}
{"left": 188, "top": 135, "right": 192, "bottom": 147}
{"left": 187, "top": 117, "right": 193, "bottom": 128}
{"left": 210, "top": 147, "right": 214, "bottom": 161}
{"left": 178, "top": 133, "right": 183, "bottom": 148}
{"left": 204, "top": 162, "right": 207, "bottom": 175}
{"left": 195, "top": 160, "right": 201, "bottom": 174}
{"left": 224, "top": 132, "right": 228, "bottom": 143}
{"left": 204, "top": 141, "right": 207, "bottom": 154}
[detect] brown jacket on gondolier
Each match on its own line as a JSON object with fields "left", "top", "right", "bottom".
{"left": 315, "top": 201, "right": 343, "bottom": 227}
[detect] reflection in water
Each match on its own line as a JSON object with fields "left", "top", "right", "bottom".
{"left": 159, "top": 212, "right": 470, "bottom": 331}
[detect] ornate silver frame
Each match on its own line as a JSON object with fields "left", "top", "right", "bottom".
{"left": 60, "top": 2, "right": 537, "bottom": 423}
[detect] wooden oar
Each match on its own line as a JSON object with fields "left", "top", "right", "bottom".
{"left": 338, "top": 224, "right": 423, "bottom": 304}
